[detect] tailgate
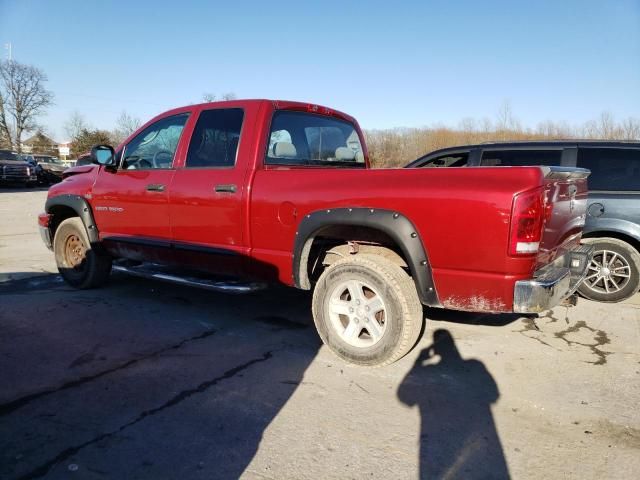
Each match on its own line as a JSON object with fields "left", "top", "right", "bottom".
{"left": 536, "top": 167, "right": 590, "bottom": 269}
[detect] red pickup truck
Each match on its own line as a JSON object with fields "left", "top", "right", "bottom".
{"left": 38, "top": 99, "right": 592, "bottom": 365}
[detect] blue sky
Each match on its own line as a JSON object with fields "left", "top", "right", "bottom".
{"left": 1, "top": 0, "right": 639, "bottom": 141}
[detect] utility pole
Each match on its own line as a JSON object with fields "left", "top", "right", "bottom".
{"left": 4, "top": 43, "right": 12, "bottom": 61}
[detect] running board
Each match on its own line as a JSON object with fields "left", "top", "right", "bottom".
{"left": 112, "top": 262, "right": 266, "bottom": 294}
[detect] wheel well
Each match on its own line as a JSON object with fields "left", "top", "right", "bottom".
{"left": 299, "top": 225, "right": 410, "bottom": 289}
{"left": 48, "top": 205, "right": 79, "bottom": 239}
{"left": 582, "top": 231, "right": 640, "bottom": 254}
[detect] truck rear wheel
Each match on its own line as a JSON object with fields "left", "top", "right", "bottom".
{"left": 53, "top": 217, "right": 112, "bottom": 289}
{"left": 312, "top": 254, "right": 423, "bottom": 366}
{"left": 577, "top": 238, "right": 640, "bottom": 303}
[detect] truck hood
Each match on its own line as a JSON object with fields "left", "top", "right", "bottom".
{"left": 62, "top": 164, "right": 97, "bottom": 179}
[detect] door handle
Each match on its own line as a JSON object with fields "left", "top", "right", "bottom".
{"left": 215, "top": 184, "right": 237, "bottom": 193}
{"left": 146, "top": 183, "right": 165, "bottom": 192}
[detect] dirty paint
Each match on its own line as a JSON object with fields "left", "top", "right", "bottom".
{"left": 442, "top": 295, "right": 507, "bottom": 313}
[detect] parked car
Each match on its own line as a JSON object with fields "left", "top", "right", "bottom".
{"left": 0, "top": 149, "right": 38, "bottom": 186}
{"left": 24, "top": 154, "right": 67, "bottom": 184}
{"left": 407, "top": 141, "right": 640, "bottom": 303}
{"left": 74, "top": 153, "right": 93, "bottom": 167}
{"left": 39, "top": 100, "right": 592, "bottom": 366}
{"left": 20, "top": 154, "right": 49, "bottom": 185}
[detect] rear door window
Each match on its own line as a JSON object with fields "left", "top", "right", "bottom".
{"left": 481, "top": 150, "right": 562, "bottom": 166}
{"left": 186, "top": 108, "right": 244, "bottom": 168}
{"left": 577, "top": 148, "right": 640, "bottom": 191}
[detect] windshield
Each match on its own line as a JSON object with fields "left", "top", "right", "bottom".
{"left": 35, "top": 156, "right": 61, "bottom": 164}
{"left": 0, "top": 150, "right": 18, "bottom": 161}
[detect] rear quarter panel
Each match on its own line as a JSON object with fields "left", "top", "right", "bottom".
{"left": 250, "top": 166, "right": 546, "bottom": 311}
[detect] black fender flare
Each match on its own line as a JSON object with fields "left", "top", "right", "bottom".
{"left": 45, "top": 194, "right": 100, "bottom": 244}
{"left": 293, "top": 207, "right": 440, "bottom": 306}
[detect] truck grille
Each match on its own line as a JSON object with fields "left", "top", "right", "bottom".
{"left": 1, "top": 164, "right": 29, "bottom": 181}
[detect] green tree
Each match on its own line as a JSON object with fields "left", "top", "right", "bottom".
{"left": 71, "top": 128, "right": 114, "bottom": 157}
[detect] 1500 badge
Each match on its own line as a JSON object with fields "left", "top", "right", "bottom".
{"left": 95, "top": 206, "right": 124, "bottom": 213}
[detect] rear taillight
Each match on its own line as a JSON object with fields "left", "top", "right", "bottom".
{"left": 509, "top": 187, "right": 546, "bottom": 256}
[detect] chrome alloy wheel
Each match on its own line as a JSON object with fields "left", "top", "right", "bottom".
{"left": 327, "top": 279, "right": 387, "bottom": 348}
{"left": 583, "top": 249, "right": 631, "bottom": 294}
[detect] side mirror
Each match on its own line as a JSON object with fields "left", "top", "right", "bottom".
{"left": 90, "top": 145, "right": 116, "bottom": 167}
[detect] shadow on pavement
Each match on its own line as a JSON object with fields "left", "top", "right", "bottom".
{"left": 0, "top": 186, "right": 50, "bottom": 193}
{"left": 424, "top": 306, "right": 524, "bottom": 327}
{"left": 398, "top": 329, "right": 510, "bottom": 480}
{"left": 0, "top": 272, "right": 321, "bottom": 479}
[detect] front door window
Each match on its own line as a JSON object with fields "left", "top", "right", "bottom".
{"left": 121, "top": 114, "right": 189, "bottom": 170}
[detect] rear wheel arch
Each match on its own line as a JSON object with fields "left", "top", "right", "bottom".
{"left": 293, "top": 208, "right": 440, "bottom": 306}
{"left": 581, "top": 230, "right": 640, "bottom": 255}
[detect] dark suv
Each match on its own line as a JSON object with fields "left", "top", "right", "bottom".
{"left": 407, "top": 141, "right": 640, "bottom": 303}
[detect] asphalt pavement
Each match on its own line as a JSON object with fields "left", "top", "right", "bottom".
{"left": 1, "top": 187, "right": 638, "bottom": 479}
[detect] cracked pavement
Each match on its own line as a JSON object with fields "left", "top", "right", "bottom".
{"left": 1, "top": 188, "right": 639, "bottom": 479}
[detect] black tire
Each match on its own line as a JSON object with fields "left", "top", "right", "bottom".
{"left": 53, "top": 217, "right": 112, "bottom": 289}
{"left": 312, "top": 254, "right": 424, "bottom": 366}
{"left": 577, "top": 238, "right": 640, "bottom": 303}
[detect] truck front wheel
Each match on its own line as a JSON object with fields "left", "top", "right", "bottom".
{"left": 53, "top": 217, "right": 112, "bottom": 289}
{"left": 312, "top": 254, "right": 424, "bottom": 366}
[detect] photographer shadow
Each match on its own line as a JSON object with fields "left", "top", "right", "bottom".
{"left": 398, "top": 329, "right": 510, "bottom": 479}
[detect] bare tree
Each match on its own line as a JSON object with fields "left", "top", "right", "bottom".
{"left": 598, "top": 111, "right": 617, "bottom": 139}
{"left": 64, "top": 111, "right": 89, "bottom": 141}
{"left": 202, "top": 92, "right": 237, "bottom": 102}
{"left": 111, "top": 110, "right": 141, "bottom": 144}
{"left": 365, "top": 108, "right": 639, "bottom": 168}
{"left": 0, "top": 60, "right": 54, "bottom": 152}
{"left": 621, "top": 117, "right": 640, "bottom": 140}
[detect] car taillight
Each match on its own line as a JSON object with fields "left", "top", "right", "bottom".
{"left": 509, "top": 187, "right": 546, "bottom": 256}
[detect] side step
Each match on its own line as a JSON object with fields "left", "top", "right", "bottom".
{"left": 112, "top": 261, "right": 266, "bottom": 294}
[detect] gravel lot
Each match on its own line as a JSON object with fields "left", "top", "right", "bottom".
{"left": 1, "top": 187, "right": 639, "bottom": 480}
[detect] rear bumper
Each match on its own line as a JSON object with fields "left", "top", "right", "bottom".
{"left": 513, "top": 245, "right": 594, "bottom": 313}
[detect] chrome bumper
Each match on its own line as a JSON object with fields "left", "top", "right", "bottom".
{"left": 39, "top": 225, "right": 53, "bottom": 251}
{"left": 513, "top": 245, "right": 594, "bottom": 313}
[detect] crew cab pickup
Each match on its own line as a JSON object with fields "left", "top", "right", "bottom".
{"left": 39, "top": 99, "right": 593, "bottom": 365}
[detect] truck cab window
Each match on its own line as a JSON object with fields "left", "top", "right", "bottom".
{"left": 186, "top": 108, "right": 244, "bottom": 168}
{"left": 121, "top": 114, "right": 188, "bottom": 170}
{"left": 266, "top": 111, "right": 365, "bottom": 167}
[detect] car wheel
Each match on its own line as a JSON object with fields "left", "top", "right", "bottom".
{"left": 53, "top": 217, "right": 112, "bottom": 288}
{"left": 312, "top": 254, "right": 423, "bottom": 366}
{"left": 578, "top": 238, "right": 640, "bottom": 303}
